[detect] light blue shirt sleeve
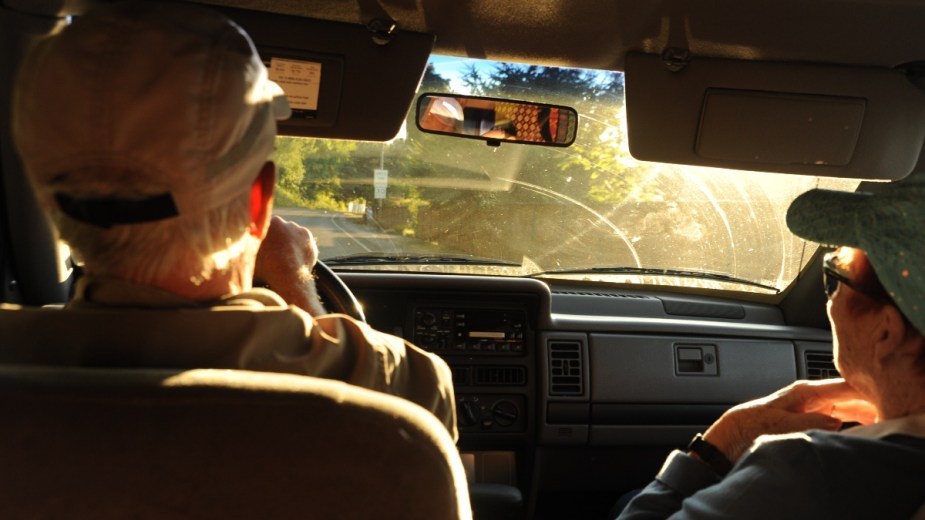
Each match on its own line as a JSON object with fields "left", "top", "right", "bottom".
{"left": 617, "top": 439, "right": 830, "bottom": 520}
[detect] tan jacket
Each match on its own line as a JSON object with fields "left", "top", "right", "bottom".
{"left": 0, "top": 276, "right": 457, "bottom": 440}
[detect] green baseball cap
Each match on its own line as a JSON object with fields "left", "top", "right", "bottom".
{"left": 786, "top": 170, "right": 925, "bottom": 334}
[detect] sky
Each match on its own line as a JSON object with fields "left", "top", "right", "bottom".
{"left": 427, "top": 55, "right": 495, "bottom": 93}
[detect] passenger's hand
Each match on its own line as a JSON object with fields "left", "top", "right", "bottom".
{"left": 702, "top": 379, "right": 877, "bottom": 463}
{"left": 254, "top": 216, "right": 326, "bottom": 315}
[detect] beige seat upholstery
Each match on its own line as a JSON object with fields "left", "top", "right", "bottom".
{"left": 0, "top": 365, "right": 471, "bottom": 519}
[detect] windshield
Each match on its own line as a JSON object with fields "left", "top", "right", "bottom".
{"left": 272, "top": 55, "right": 860, "bottom": 294}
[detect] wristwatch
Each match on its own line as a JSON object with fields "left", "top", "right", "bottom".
{"left": 686, "top": 433, "right": 733, "bottom": 477}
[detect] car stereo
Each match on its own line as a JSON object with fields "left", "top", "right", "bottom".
{"left": 413, "top": 308, "right": 526, "bottom": 355}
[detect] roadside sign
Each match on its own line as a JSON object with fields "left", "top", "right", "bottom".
{"left": 374, "top": 169, "right": 388, "bottom": 187}
{"left": 374, "top": 169, "right": 388, "bottom": 199}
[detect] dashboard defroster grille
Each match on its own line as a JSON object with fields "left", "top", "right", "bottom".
{"left": 473, "top": 366, "right": 526, "bottom": 386}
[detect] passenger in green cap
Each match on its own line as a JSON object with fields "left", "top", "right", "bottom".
{"left": 615, "top": 172, "right": 925, "bottom": 519}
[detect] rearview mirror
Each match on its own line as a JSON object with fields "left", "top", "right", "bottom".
{"left": 416, "top": 93, "right": 578, "bottom": 147}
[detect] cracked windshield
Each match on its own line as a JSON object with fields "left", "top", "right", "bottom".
{"left": 272, "top": 55, "right": 860, "bottom": 293}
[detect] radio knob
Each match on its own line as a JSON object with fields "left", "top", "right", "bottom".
{"left": 458, "top": 400, "right": 481, "bottom": 427}
{"left": 491, "top": 400, "right": 519, "bottom": 427}
{"left": 420, "top": 312, "right": 436, "bottom": 326}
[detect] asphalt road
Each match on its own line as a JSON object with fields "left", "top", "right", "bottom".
{"left": 273, "top": 207, "right": 436, "bottom": 259}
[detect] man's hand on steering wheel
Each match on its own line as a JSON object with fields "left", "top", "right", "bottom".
{"left": 254, "top": 216, "right": 325, "bottom": 315}
{"left": 254, "top": 216, "right": 365, "bottom": 322}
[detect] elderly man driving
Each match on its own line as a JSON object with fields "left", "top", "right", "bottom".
{"left": 617, "top": 172, "right": 925, "bottom": 519}
{"left": 0, "top": 2, "right": 456, "bottom": 439}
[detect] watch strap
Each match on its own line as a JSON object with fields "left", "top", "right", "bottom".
{"left": 686, "top": 433, "right": 733, "bottom": 477}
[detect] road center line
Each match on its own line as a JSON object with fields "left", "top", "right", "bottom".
{"left": 330, "top": 214, "right": 373, "bottom": 252}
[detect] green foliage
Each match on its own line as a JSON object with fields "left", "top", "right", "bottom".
{"left": 274, "top": 137, "right": 308, "bottom": 192}
{"left": 307, "top": 191, "right": 347, "bottom": 212}
{"left": 274, "top": 136, "right": 364, "bottom": 207}
{"left": 273, "top": 184, "right": 307, "bottom": 208}
{"left": 565, "top": 108, "right": 659, "bottom": 203}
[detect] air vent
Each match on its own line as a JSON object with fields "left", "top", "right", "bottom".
{"left": 548, "top": 341, "right": 583, "bottom": 396}
{"left": 662, "top": 300, "right": 746, "bottom": 319}
{"left": 552, "top": 290, "right": 652, "bottom": 300}
{"left": 473, "top": 366, "right": 526, "bottom": 386}
{"left": 451, "top": 367, "right": 470, "bottom": 386}
{"left": 805, "top": 350, "right": 840, "bottom": 380}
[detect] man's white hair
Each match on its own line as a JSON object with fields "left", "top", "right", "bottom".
{"left": 49, "top": 174, "right": 253, "bottom": 287}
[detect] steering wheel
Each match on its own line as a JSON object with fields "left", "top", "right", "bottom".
{"left": 313, "top": 261, "right": 366, "bottom": 322}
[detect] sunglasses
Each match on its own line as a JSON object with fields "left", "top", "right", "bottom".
{"left": 822, "top": 263, "right": 855, "bottom": 298}
{"left": 822, "top": 251, "right": 890, "bottom": 301}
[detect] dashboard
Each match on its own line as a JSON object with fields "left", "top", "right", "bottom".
{"left": 338, "top": 272, "right": 837, "bottom": 517}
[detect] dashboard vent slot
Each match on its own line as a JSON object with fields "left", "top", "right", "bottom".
{"left": 553, "top": 290, "right": 653, "bottom": 300}
{"left": 548, "top": 341, "right": 584, "bottom": 396}
{"left": 805, "top": 351, "right": 840, "bottom": 380}
{"left": 662, "top": 300, "right": 746, "bottom": 320}
{"left": 473, "top": 366, "right": 526, "bottom": 386}
{"left": 451, "top": 367, "right": 470, "bottom": 386}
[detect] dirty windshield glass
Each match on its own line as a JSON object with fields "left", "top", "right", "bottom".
{"left": 272, "top": 56, "right": 859, "bottom": 293}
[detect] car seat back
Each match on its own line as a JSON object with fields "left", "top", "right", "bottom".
{"left": 0, "top": 365, "right": 471, "bottom": 519}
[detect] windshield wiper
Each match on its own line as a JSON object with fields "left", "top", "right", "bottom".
{"left": 324, "top": 253, "right": 522, "bottom": 267}
{"left": 529, "top": 266, "right": 780, "bottom": 293}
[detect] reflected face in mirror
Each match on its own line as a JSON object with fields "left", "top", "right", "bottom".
{"left": 420, "top": 97, "right": 465, "bottom": 133}
{"left": 417, "top": 94, "right": 578, "bottom": 147}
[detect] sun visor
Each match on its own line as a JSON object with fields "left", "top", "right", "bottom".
{"left": 625, "top": 52, "right": 925, "bottom": 180}
{"left": 217, "top": 6, "right": 434, "bottom": 142}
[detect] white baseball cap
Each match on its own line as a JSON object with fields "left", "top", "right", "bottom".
{"left": 13, "top": 1, "right": 291, "bottom": 228}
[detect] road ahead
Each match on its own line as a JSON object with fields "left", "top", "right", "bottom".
{"left": 273, "top": 208, "right": 437, "bottom": 259}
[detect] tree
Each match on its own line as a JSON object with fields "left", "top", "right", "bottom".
{"left": 419, "top": 63, "right": 451, "bottom": 93}
{"left": 272, "top": 137, "right": 309, "bottom": 206}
